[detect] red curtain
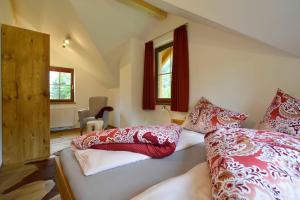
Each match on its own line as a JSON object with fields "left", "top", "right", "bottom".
{"left": 171, "top": 25, "right": 189, "bottom": 112}
{"left": 142, "top": 41, "right": 156, "bottom": 110}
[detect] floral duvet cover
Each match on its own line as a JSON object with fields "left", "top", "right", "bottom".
{"left": 205, "top": 128, "right": 300, "bottom": 200}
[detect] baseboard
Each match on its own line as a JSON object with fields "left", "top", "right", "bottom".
{"left": 51, "top": 127, "right": 80, "bottom": 133}
{"left": 107, "top": 124, "right": 117, "bottom": 129}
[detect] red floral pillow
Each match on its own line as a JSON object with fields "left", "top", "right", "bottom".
{"left": 183, "top": 97, "right": 247, "bottom": 134}
{"left": 258, "top": 89, "right": 300, "bottom": 136}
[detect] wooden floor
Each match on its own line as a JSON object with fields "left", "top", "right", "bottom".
{"left": 0, "top": 127, "right": 116, "bottom": 200}
{"left": 0, "top": 158, "right": 59, "bottom": 200}
{"left": 50, "top": 129, "right": 81, "bottom": 155}
{"left": 0, "top": 129, "right": 82, "bottom": 200}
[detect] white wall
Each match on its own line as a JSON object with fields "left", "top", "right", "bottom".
{"left": 118, "top": 39, "right": 138, "bottom": 127}
{"left": 108, "top": 88, "right": 120, "bottom": 127}
{"left": 148, "top": 0, "right": 300, "bottom": 57}
{"left": 69, "top": 0, "right": 160, "bottom": 87}
{"left": 110, "top": 14, "right": 300, "bottom": 128}
{"left": 186, "top": 19, "right": 300, "bottom": 127}
{"left": 0, "top": 0, "right": 16, "bottom": 166}
{"left": 110, "top": 39, "right": 156, "bottom": 128}
{"left": 12, "top": 0, "right": 112, "bottom": 128}
{"left": 109, "top": 16, "right": 190, "bottom": 128}
{"left": 50, "top": 44, "right": 109, "bottom": 127}
{"left": 0, "top": 0, "right": 15, "bottom": 24}
{"left": 112, "top": 37, "right": 186, "bottom": 128}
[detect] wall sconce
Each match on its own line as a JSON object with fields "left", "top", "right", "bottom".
{"left": 62, "top": 37, "right": 71, "bottom": 48}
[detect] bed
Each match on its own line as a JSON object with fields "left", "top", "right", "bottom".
{"left": 55, "top": 129, "right": 207, "bottom": 200}
{"left": 128, "top": 128, "right": 300, "bottom": 200}
{"left": 55, "top": 128, "right": 300, "bottom": 200}
{"left": 55, "top": 88, "right": 300, "bottom": 200}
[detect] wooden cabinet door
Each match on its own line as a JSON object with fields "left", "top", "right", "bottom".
{"left": 2, "top": 25, "right": 50, "bottom": 165}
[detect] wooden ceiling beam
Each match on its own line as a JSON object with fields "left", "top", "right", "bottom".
{"left": 118, "top": 0, "right": 168, "bottom": 19}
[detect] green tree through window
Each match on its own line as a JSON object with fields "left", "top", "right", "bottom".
{"left": 50, "top": 67, "right": 74, "bottom": 103}
{"left": 156, "top": 42, "right": 173, "bottom": 104}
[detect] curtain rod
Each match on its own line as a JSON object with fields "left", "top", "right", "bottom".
{"left": 149, "top": 22, "right": 189, "bottom": 42}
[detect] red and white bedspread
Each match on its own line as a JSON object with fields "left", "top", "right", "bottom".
{"left": 72, "top": 125, "right": 205, "bottom": 176}
{"left": 205, "top": 128, "right": 300, "bottom": 200}
{"left": 73, "top": 124, "right": 181, "bottom": 158}
{"left": 133, "top": 128, "right": 300, "bottom": 200}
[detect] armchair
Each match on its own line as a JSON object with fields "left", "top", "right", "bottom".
{"left": 78, "top": 96, "right": 111, "bottom": 134}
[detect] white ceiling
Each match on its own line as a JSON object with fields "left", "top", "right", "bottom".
{"left": 69, "top": 0, "right": 159, "bottom": 56}
{"left": 11, "top": 0, "right": 300, "bottom": 88}
{"left": 12, "top": 0, "right": 160, "bottom": 87}
{"left": 147, "top": 0, "right": 300, "bottom": 57}
{"left": 69, "top": 0, "right": 160, "bottom": 78}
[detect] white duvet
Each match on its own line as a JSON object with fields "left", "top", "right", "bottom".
{"left": 131, "top": 162, "right": 212, "bottom": 200}
{"left": 73, "top": 129, "right": 204, "bottom": 176}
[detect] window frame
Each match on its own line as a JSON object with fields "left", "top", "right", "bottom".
{"left": 155, "top": 42, "right": 173, "bottom": 105}
{"left": 49, "top": 66, "right": 74, "bottom": 104}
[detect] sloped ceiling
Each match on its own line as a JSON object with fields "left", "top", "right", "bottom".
{"left": 69, "top": 0, "right": 159, "bottom": 56}
{"left": 147, "top": 0, "right": 300, "bottom": 57}
{"left": 11, "top": 0, "right": 300, "bottom": 89}
{"left": 69, "top": 0, "right": 160, "bottom": 79}
{"left": 12, "top": 0, "right": 160, "bottom": 87}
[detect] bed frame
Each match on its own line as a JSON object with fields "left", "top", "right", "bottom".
{"left": 54, "top": 121, "right": 185, "bottom": 199}
{"left": 55, "top": 156, "right": 75, "bottom": 200}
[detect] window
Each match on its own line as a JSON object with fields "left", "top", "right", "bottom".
{"left": 50, "top": 67, "right": 74, "bottom": 103}
{"left": 155, "top": 42, "right": 173, "bottom": 104}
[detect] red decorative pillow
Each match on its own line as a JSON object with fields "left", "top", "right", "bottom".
{"left": 183, "top": 97, "right": 247, "bottom": 134}
{"left": 257, "top": 89, "right": 300, "bottom": 136}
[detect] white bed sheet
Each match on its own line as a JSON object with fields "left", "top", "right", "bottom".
{"left": 131, "top": 162, "right": 211, "bottom": 200}
{"left": 74, "top": 129, "right": 204, "bottom": 176}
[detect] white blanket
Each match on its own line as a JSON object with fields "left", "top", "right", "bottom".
{"left": 74, "top": 129, "right": 204, "bottom": 176}
{"left": 131, "top": 162, "right": 211, "bottom": 200}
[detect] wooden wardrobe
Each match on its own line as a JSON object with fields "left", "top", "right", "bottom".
{"left": 1, "top": 25, "right": 50, "bottom": 165}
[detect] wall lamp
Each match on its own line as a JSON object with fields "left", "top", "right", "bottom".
{"left": 62, "top": 37, "right": 71, "bottom": 48}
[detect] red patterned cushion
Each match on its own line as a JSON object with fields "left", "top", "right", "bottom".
{"left": 258, "top": 89, "right": 300, "bottom": 136}
{"left": 183, "top": 97, "right": 247, "bottom": 134}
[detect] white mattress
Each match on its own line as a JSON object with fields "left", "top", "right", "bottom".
{"left": 60, "top": 142, "right": 207, "bottom": 200}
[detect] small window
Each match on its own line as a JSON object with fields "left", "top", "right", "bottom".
{"left": 156, "top": 42, "right": 173, "bottom": 105}
{"left": 50, "top": 67, "right": 74, "bottom": 103}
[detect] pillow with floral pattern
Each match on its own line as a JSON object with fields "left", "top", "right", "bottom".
{"left": 183, "top": 97, "right": 248, "bottom": 134}
{"left": 257, "top": 89, "right": 300, "bottom": 136}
